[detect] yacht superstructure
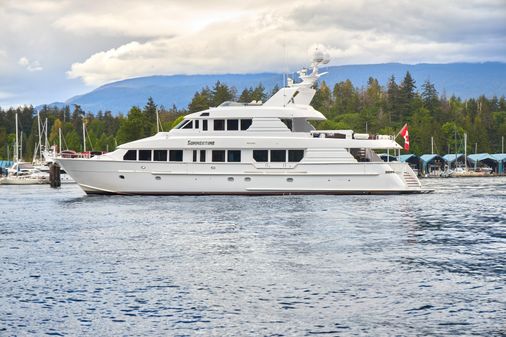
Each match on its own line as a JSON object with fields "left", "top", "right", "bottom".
{"left": 57, "top": 52, "right": 429, "bottom": 195}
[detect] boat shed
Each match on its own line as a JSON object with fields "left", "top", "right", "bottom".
{"left": 0, "top": 160, "right": 13, "bottom": 176}
{"left": 492, "top": 153, "right": 506, "bottom": 174}
{"left": 467, "top": 153, "right": 499, "bottom": 173}
{"left": 442, "top": 153, "right": 466, "bottom": 168}
{"left": 400, "top": 154, "right": 420, "bottom": 167}
{"left": 399, "top": 154, "right": 420, "bottom": 173}
{"left": 420, "top": 154, "right": 445, "bottom": 176}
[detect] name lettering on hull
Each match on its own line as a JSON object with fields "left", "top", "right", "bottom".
{"left": 188, "top": 140, "right": 215, "bottom": 146}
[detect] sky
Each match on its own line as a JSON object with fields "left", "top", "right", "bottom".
{"left": 0, "top": 0, "right": 505, "bottom": 108}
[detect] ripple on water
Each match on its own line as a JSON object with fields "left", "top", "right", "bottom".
{"left": 0, "top": 178, "right": 505, "bottom": 336}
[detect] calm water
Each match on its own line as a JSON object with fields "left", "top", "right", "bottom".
{"left": 0, "top": 178, "right": 505, "bottom": 336}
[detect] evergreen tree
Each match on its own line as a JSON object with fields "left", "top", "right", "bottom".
{"left": 143, "top": 96, "right": 157, "bottom": 135}
{"left": 399, "top": 71, "right": 416, "bottom": 120}
{"left": 211, "top": 81, "right": 235, "bottom": 107}
{"left": 188, "top": 87, "right": 212, "bottom": 112}
{"left": 386, "top": 75, "right": 399, "bottom": 123}
{"left": 251, "top": 84, "right": 266, "bottom": 102}
{"left": 116, "top": 107, "right": 147, "bottom": 144}
{"left": 312, "top": 81, "right": 333, "bottom": 117}
{"left": 238, "top": 88, "right": 251, "bottom": 103}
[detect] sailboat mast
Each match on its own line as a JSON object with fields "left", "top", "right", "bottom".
{"left": 431, "top": 136, "right": 434, "bottom": 155}
{"left": 464, "top": 133, "right": 467, "bottom": 170}
{"left": 37, "top": 112, "right": 42, "bottom": 160}
{"left": 156, "top": 109, "right": 160, "bottom": 133}
{"left": 59, "top": 127, "right": 62, "bottom": 155}
{"left": 44, "top": 118, "right": 49, "bottom": 150}
{"left": 82, "top": 116, "right": 86, "bottom": 153}
{"left": 15, "top": 112, "right": 19, "bottom": 162}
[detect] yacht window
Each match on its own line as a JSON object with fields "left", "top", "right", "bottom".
{"left": 253, "top": 150, "right": 268, "bottom": 162}
{"left": 200, "top": 150, "right": 206, "bottom": 162}
{"left": 139, "top": 150, "right": 152, "bottom": 161}
{"left": 203, "top": 120, "right": 208, "bottom": 131}
{"left": 153, "top": 150, "right": 167, "bottom": 161}
{"left": 214, "top": 119, "right": 225, "bottom": 131}
{"left": 182, "top": 120, "right": 193, "bottom": 129}
{"left": 288, "top": 150, "right": 304, "bottom": 162}
{"left": 227, "top": 150, "right": 241, "bottom": 162}
{"left": 227, "top": 119, "right": 239, "bottom": 131}
{"left": 212, "top": 150, "right": 226, "bottom": 162}
{"left": 241, "top": 119, "right": 252, "bottom": 130}
{"left": 123, "top": 150, "right": 137, "bottom": 161}
{"left": 195, "top": 120, "right": 199, "bottom": 129}
{"left": 169, "top": 150, "right": 183, "bottom": 162}
{"left": 281, "top": 119, "right": 293, "bottom": 131}
{"left": 270, "top": 150, "right": 286, "bottom": 162}
{"left": 193, "top": 150, "right": 197, "bottom": 162}
{"left": 174, "top": 120, "right": 188, "bottom": 129}
{"left": 177, "top": 120, "right": 190, "bottom": 129}
{"left": 200, "top": 112, "right": 209, "bottom": 116}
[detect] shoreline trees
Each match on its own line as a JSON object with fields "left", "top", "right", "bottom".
{"left": 0, "top": 75, "right": 505, "bottom": 161}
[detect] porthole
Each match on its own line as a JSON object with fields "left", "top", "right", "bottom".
{"left": 227, "top": 177, "right": 234, "bottom": 182}
{"left": 155, "top": 176, "right": 161, "bottom": 180}
{"left": 119, "top": 175, "right": 125, "bottom": 179}
{"left": 244, "top": 177, "right": 251, "bottom": 182}
{"left": 287, "top": 177, "right": 294, "bottom": 182}
{"left": 140, "top": 166, "right": 146, "bottom": 169}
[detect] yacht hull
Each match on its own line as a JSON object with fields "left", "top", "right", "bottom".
{"left": 58, "top": 158, "right": 430, "bottom": 195}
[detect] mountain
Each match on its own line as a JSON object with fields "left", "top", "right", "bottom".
{"left": 42, "top": 62, "right": 506, "bottom": 114}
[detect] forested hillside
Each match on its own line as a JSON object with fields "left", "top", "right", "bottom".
{"left": 1, "top": 73, "right": 505, "bottom": 161}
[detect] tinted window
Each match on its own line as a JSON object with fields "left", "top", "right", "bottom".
{"left": 139, "top": 150, "right": 152, "bottom": 161}
{"left": 288, "top": 150, "right": 304, "bottom": 162}
{"left": 123, "top": 150, "right": 137, "bottom": 161}
{"left": 169, "top": 150, "right": 183, "bottom": 162}
{"left": 193, "top": 150, "right": 197, "bottom": 162}
{"left": 253, "top": 150, "right": 268, "bottom": 162}
{"left": 271, "top": 150, "right": 286, "bottom": 162}
{"left": 214, "top": 119, "right": 225, "bottom": 131}
{"left": 200, "top": 150, "right": 206, "bottom": 162}
{"left": 281, "top": 119, "right": 292, "bottom": 130}
{"left": 153, "top": 150, "right": 167, "bottom": 161}
{"left": 212, "top": 150, "right": 225, "bottom": 162}
{"left": 241, "top": 119, "right": 252, "bottom": 130}
{"left": 182, "top": 120, "right": 193, "bottom": 129}
{"left": 195, "top": 120, "right": 199, "bottom": 129}
{"left": 228, "top": 150, "right": 241, "bottom": 162}
{"left": 227, "top": 119, "right": 239, "bottom": 130}
{"left": 203, "top": 120, "right": 208, "bottom": 131}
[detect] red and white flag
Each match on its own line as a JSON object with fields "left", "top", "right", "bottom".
{"left": 399, "top": 123, "right": 410, "bottom": 151}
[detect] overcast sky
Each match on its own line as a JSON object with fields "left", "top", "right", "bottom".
{"left": 1, "top": 0, "right": 505, "bottom": 108}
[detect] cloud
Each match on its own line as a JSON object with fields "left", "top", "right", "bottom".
{"left": 18, "top": 57, "right": 43, "bottom": 71}
{"left": 67, "top": 0, "right": 506, "bottom": 86}
{"left": 53, "top": 1, "right": 267, "bottom": 38}
{"left": 2, "top": 0, "right": 506, "bottom": 100}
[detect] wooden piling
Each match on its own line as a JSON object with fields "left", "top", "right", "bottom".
{"left": 49, "top": 163, "right": 61, "bottom": 188}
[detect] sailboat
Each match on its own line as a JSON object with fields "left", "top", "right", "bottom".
{"left": 33, "top": 116, "right": 76, "bottom": 184}
{"left": 450, "top": 133, "right": 488, "bottom": 177}
{"left": 0, "top": 113, "right": 49, "bottom": 185}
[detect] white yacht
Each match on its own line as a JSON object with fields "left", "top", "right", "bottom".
{"left": 57, "top": 54, "right": 430, "bottom": 195}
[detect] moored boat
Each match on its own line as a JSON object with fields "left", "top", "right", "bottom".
{"left": 57, "top": 51, "right": 432, "bottom": 195}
